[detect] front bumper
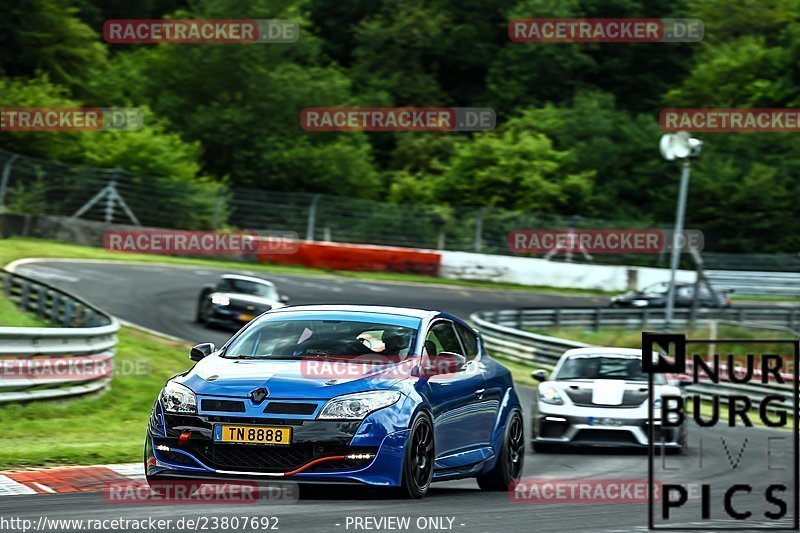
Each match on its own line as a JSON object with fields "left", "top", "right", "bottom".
{"left": 205, "top": 305, "right": 263, "bottom": 329}
{"left": 146, "top": 401, "right": 410, "bottom": 487}
{"left": 532, "top": 412, "right": 683, "bottom": 448}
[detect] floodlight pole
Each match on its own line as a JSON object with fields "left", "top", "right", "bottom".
{"left": 664, "top": 158, "right": 691, "bottom": 330}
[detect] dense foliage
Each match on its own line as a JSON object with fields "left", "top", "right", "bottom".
{"left": 1, "top": 0, "right": 798, "bottom": 251}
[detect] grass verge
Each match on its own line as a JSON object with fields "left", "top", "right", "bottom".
{"left": 0, "top": 294, "right": 49, "bottom": 328}
{"left": 0, "top": 322, "right": 190, "bottom": 468}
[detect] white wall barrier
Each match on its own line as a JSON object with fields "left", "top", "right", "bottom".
{"left": 440, "top": 251, "right": 696, "bottom": 291}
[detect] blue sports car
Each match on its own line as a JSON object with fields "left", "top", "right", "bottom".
{"left": 145, "top": 305, "right": 524, "bottom": 498}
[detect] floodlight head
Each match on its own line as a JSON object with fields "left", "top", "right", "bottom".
{"left": 659, "top": 132, "right": 701, "bottom": 160}
{"left": 688, "top": 137, "right": 703, "bottom": 156}
{"left": 659, "top": 134, "right": 676, "bottom": 161}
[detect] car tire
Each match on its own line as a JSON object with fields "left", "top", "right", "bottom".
{"left": 477, "top": 410, "right": 524, "bottom": 491}
{"left": 398, "top": 412, "right": 434, "bottom": 499}
{"left": 196, "top": 299, "right": 211, "bottom": 325}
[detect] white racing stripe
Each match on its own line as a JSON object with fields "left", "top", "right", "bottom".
{"left": 0, "top": 475, "right": 36, "bottom": 495}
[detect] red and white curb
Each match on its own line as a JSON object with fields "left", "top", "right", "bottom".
{"left": 0, "top": 463, "right": 143, "bottom": 496}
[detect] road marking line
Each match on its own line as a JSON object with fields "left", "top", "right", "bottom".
{"left": 31, "top": 482, "right": 56, "bottom": 494}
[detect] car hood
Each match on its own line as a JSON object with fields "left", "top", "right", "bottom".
{"left": 546, "top": 380, "right": 680, "bottom": 406}
{"left": 177, "top": 354, "right": 412, "bottom": 400}
{"left": 211, "top": 291, "right": 282, "bottom": 307}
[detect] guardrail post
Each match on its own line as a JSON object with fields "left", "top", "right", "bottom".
{"left": 62, "top": 299, "right": 75, "bottom": 327}
{"left": 50, "top": 293, "right": 62, "bottom": 323}
{"left": 19, "top": 280, "right": 30, "bottom": 311}
{"left": 517, "top": 309, "right": 523, "bottom": 330}
{"left": 642, "top": 309, "right": 649, "bottom": 329}
{"left": 594, "top": 308, "right": 602, "bottom": 331}
{"left": 37, "top": 286, "right": 47, "bottom": 318}
{"left": 554, "top": 308, "right": 561, "bottom": 328}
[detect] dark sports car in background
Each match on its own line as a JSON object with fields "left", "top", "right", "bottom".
{"left": 610, "top": 281, "right": 732, "bottom": 308}
{"left": 196, "top": 274, "right": 289, "bottom": 328}
{"left": 147, "top": 305, "right": 524, "bottom": 498}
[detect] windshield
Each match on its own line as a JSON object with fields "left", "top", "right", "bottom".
{"left": 220, "top": 279, "right": 278, "bottom": 299}
{"left": 642, "top": 282, "right": 670, "bottom": 295}
{"left": 224, "top": 318, "right": 418, "bottom": 360}
{"left": 555, "top": 355, "right": 665, "bottom": 383}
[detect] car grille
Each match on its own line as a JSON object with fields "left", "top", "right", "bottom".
{"left": 228, "top": 302, "right": 270, "bottom": 314}
{"left": 564, "top": 388, "right": 647, "bottom": 408}
{"left": 263, "top": 402, "right": 317, "bottom": 415}
{"left": 182, "top": 441, "right": 376, "bottom": 473}
{"left": 573, "top": 429, "right": 640, "bottom": 445}
{"left": 201, "top": 400, "right": 246, "bottom": 413}
{"left": 539, "top": 420, "right": 569, "bottom": 438}
{"left": 160, "top": 450, "right": 202, "bottom": 467}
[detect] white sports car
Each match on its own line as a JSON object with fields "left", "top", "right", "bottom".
{"left": 530, "top": 347, "right": 687, "bottom": 452}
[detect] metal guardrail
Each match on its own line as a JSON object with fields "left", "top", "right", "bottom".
{"left": 0, "top": 269, "right": 119, "bottom": 402}
{"left": 472, "top": 307, "right": 798, "bottom": 412}
{"left": 706, "top": 270, "right": 800, "bottom": 297}
{"left": 479, "top": 306, "right": 800, "bottom": 334}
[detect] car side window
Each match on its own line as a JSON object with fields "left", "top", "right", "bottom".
{"left": 425, "top": 322, "right": 463, "bottom": 355}
{"left": 455, "top": 323, "right": 479, "bottom": 360}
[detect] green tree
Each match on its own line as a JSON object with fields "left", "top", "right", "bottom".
{"left": 0, "top": 0, "right": 108, "bottom": 97}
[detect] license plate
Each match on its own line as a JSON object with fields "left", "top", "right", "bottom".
{"left": 588, "top": 417, "right": 624, "bottom": 427}
{"left": 238, "top": 314, "right": 255, "bottom": 321}
{"left": 215, "top": 425, "right": 292, "bottom": 445}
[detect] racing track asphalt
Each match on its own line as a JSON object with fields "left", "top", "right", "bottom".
{"left": 2, "top": 260, "right": 793, "bottom": 532}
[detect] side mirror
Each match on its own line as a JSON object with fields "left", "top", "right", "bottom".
{"left": 531, "top": 369, "right": 549, "bottom": 382}
{"left": 419, "top": 352, "right": 467, "bottom": 378}
{"left": 279, "top": 295, "right": 290, "bottom": 303}
{"left": 190, "top": 342, "right": 215, "bottom": 362}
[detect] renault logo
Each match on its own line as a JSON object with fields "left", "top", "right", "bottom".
{"left": 250, "top": 387, "right": 269, "bottom": 403}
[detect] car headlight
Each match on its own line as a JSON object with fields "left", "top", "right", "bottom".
{"left": 318, "top": 391, "right": 401, "bottom": 420}
{"left": 538, "top": 385, "right": 563, "bottom": 405}
{"left": 632, "top": 299, "right": 649, "bottom": 307}
{"left": 211, "top": 294, "right": 230, "bottom": 306}
{"left": 160, "top": 381, "right": 197, "bottom": 413}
